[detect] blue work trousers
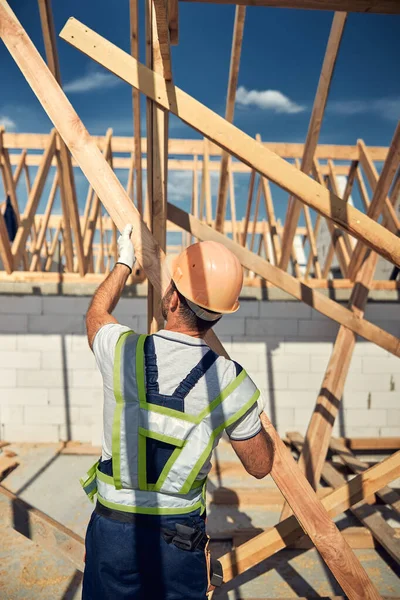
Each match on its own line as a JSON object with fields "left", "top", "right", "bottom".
{"left": 82, "top": 509, "right": 208, "bottom": 600}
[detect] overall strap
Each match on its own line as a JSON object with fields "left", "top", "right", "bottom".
{"left": 144, "top": 335, "right": 159, "bottom": 393}
{"left": 173, "top": 350, "right": 218, "bottom": 400}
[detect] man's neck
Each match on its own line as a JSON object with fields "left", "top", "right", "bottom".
{"left": 164, "top": 320, "right": 204, "bottom": 339}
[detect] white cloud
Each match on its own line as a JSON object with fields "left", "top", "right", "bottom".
{"left": 64, "top": 69, "right": 121, "bottom": 94}
{"left": 329, "top": 97, "right": 400, "bottom": 121}
{"left": 236, "top": 86, "right": 305, "bottom": 114}
{"left": 0, "top": 115, "right": 17, "bottom": 130}
{"left": 168, "top": 171, "right": 194, "bottom": 202}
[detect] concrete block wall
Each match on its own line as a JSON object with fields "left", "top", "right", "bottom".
{"left": 0, "top": 295, "right": 399, "bottom": 444}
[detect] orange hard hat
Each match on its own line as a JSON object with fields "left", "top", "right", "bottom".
{"left": 171, "top": 241, "right": 243, "bottom": 319}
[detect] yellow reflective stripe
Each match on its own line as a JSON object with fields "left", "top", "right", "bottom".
{"left": 96, "top": 467, "right": 115, "bottom": 485}
{"left": 141, "top": 402, "right": 198, "bottom": 423}
{"left": 180, "top": 389, "right": 260, "bottom": 494}
{"left": 138, "top": 427, "right": 186, "bottom": 448}
{"left": 97, "top": 493, "right": 204, "bottom": 516}
{"left": 151, "top": 446, "right": 181, "bottom": 492}
{"left": 138, "top": 432, "right": 147, "bottom": 490}
{"left": 112, "top": 331, "right": 134, "bottom": 489}
{"left": 196, "top": 368, "right": 248, "bottom": 422}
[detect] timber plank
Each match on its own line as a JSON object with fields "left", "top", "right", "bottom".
{"left": 59, "top": 18, "right": 400, "bottom": 269}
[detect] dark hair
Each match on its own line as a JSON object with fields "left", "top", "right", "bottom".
{"left": 170, "top": 280, "right": 221, "bottom": 334}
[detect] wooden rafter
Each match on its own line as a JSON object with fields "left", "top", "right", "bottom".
{"left": 178, "top": 0, "right": 400, "bottom": 13}
{"left": 168, "top": 203, "right": 400, "bottom": 356}
{"left": 279, "top": 136, "right": 400, "bottom": 522}
{"left": 146, "top": 0, "right": 170, "bottom": 333}
{"left": 215, "top": 6, "right": 246, "bottom": 233}
{"left": 0, "top": 8, "right": 389, "bottom": 595}
{"left": 348, "top": 128, "right": 400, "bottom": 278}
{"left": 280, "top": 12, "right": 347, "bottom": 270}
{"left": 60, "top": 18, "right": 400, "bottom": 269}
{"left": 129, "top": 0, "right": 144, "bottom": 215}
{"left": 38, "top": 0, "right": 85, "bottom": 276}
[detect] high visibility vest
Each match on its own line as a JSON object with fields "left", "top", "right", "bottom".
{"left": 81, "top": 331, "right": 260, "bottom": 515}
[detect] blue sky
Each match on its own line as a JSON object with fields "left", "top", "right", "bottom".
{"left": 0, "top": 0, "right": 399, "bottom": 228}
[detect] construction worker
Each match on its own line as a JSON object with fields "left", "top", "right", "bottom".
{"left": 82, "top": 224, "right": 274, "bottom": 600}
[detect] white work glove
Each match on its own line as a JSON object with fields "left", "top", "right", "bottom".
{"left": 116, "top": 224, "right": 136, "bottom": 273}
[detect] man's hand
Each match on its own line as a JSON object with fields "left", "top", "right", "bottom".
{"left": 116, "top": 224, "right": 136, "bottom": 273}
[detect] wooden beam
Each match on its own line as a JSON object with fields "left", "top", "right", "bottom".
{"left": 228, "top": 158, "right": 238, "bottom": 244}
{"left": 2, "top": 150, "right": 380, "bottom": 176}
{"left": 168, "top": 0, "right": 179, "bottom": 45}
{"left": 152, "top": 0, "right": 173, "bottom": 80}
{"left": 82, "top": 129, "right": 113, "bottom": 270}
{"left": 44, "top": 220, "right": 61, "bottom": 271}
{"left": 258, "top": 134, "right": 281, "bottom": 265}
{"left": 242, "top": 168, "right": 256, "bottom": 246}
{"left": 0, "top": 483, "right": 84, "bottom": 571}
{"left": 37, "top": 0, "right": 61, "bottom": 82}
{"left": 60, "top": 19, "right": 400, "bottom": 269}
{"left": 130, "top": 0, "right": 144, "bottom": 215}
{"left": 0, "top": 9, "right": 385, "bottom": 595}
{"left": 38, "top": 0, "right": 85, "bottom": 277}
{"left": 29, "top": 170, "right": 59, "bottom": 271}
{"left": 167, "top": 203, "right": 400, "bottom": 357}
{"left": 279, "top": 12, "right": 347, "bottom": 270}
{"left": 2, "top": 132, "right": 391, "bottom": 162}
{"left": 146, "top": 0, "right": 169, "bottom": 333}
{"left": 215, "top": 6, "right": 246, "bottom": 232}
{"left": 329, "top": 438, "right": 400, "bottom": 517}
{"left": 178, "top": 0, "right": 400, "bottom": 13}
{"left": 11, "top": 130, "right": 56, "bottom": 267}
{"left": 288, "top": 433, "right": 400, "bottom": 566}
{"left": 321, "top": 159, "right": 358, "bottom": 274}
{"left": 0, "top": 207, "right": 13, "bottom": 274}
{"left": 279, "top": 135, "right": 400, "bottom": 519}
{"left": 348, "top": 130, "right": 400, "bottom": 279}
{"left": 294, "top": 157, "right": 320, "bottom": 276}
{"left": 12, "top": 148, "right": 27, "bottom": 186}
{"left": 219, "top": 440, "right": 400, "bottom": 585}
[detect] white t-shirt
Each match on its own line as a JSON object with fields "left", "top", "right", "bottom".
{"left": 93, "top": 324, "right": 262, "bottom": 477}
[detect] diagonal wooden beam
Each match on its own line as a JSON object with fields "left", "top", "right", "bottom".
{"left": 329, "top": 437, "right": 400, "bottom": 517}
{"left": 348, "top": 130, "right": 400, "bottom": 279}
{"left": 11, "top": 130, "right": 57, "bottom": 267}
{"left": 178, "top": 0, "right": 400, "bottom": 12}
{"left": 294, "top": 157, "right": 321, "bottom": 277}
{"left": 0, "top": 207, "right": 13, "bottom": 274}
{"left": 38, "top": 0, "right": 85, "bottom": 276}
{"left": 279, "top": 12, "right": 347, "bottom": 270}
{"left": 288, "top": 433, "right": 400, "bottom": 566}
{"left": 215, "top": 6, "right": 246, "bottom": 232}
{"left": 130, "top": 0, "right": 143, "bottom": 215}
{"left": 219, "top": 446, "right": 400, "bottom": 584}
{"left": 279, "top": 137, "right": 400, "bottom": 520}
{"left": 168, "top": 203, "right": 400, "bottom": 357}
{"left": 59, "top": 18, "right": 400, "bottom": 269}
{"left": 0, "top": 9, "right": 386, "bottom": 596}
{"left": 29, "top": 170, "right": 59, "bottom": 271}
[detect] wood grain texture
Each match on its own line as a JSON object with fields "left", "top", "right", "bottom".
{"left": 215, "top": 6, "right": 246, "bottom": 233}
{"left": 279, "top": 12, "right": 347, "bottom": 270}
{"left": 59, "top": 18, "right": 400, "bottom": 268}
{"left": 219, "top": 449, "right": 400, "bottom": 583}
{"left": 167, "top": 203, "right": 400, "bottom": 357}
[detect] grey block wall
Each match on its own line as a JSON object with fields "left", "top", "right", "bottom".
{"left": 0, "top": 295, "right": 399, "bottom": 444}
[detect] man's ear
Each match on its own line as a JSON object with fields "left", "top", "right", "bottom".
{"left": 170, "top": 290, "right": 180, "bottom": 313}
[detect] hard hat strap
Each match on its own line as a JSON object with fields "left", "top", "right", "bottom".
{"left": 186, "top": 298, "right": 222, "bottom": 322}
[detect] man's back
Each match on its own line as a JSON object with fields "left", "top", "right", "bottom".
{"left": 94, "top": 324, "right": 262, "bottom": 484}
